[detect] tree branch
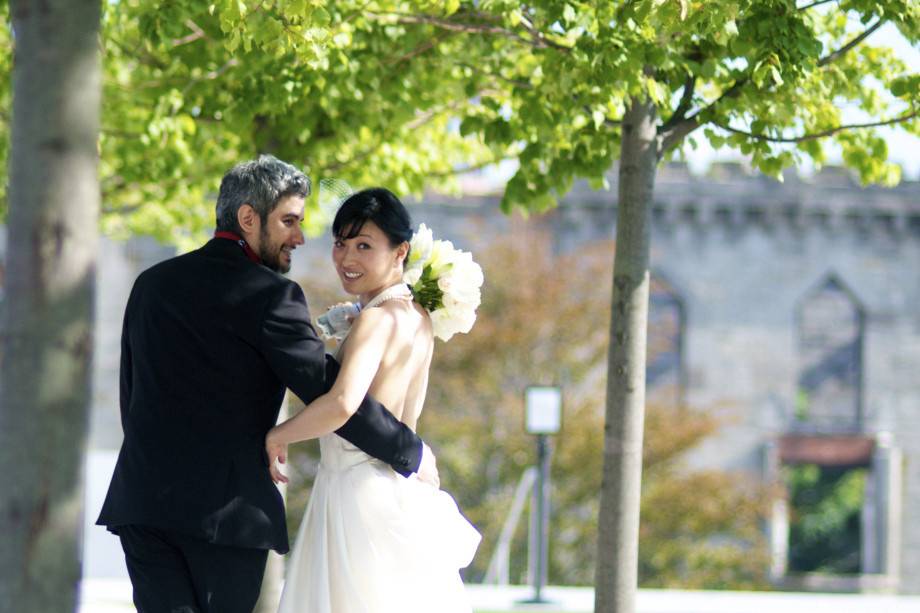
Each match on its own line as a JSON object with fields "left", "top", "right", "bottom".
{"left": 171, "top": 20, "right": 208, "bottom": 47}
{"left": 797, "top": 0, "right": 836, "bottom": 11}
{"left": 515, "top": 11, "right": 572, "bottom": 52}
{"left": 661, "top": 76, "right": 745, "bottom": 150}
{"left": 368, "top": 11, "right": 571, "bottom": 51}
{"left": 106, "top": 36, "right": 170, "bottom": 71}
{"left": 712, "top": 110, "right": 918, "bottom": 143}
{"left": 387, "top": 30, "right": 454, "bottom": 65}
{"left": 817, "top": 19, "right": 882, "bottom": 66}
{"left": 683, "top": 75, "right": 749, "bottom": 129}
{"left": 661, "top": 75, "right": 696, "bottom": 132}
{"left": 101, "top": 201, "right": 146, "bottom": 216}
{"left": 659, "top": 116, "right": 702, "bottom": 154}
{"left": 680, "top": 18, "right": 881, "bottom": 133}
{"left": 425, "top": 156, "right": 514, "bottom": 178}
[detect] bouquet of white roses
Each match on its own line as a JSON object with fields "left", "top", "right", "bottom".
{"left": 403, "top": 224, "right": 483, "bottom": 342}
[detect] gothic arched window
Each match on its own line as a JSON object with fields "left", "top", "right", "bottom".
{"left": 647, "top": 275, "right": 685, "bottom": 399}
{"left": 796, "top": 275, "right": 864, "bottom": 431}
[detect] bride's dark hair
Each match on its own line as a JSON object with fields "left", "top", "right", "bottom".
{"left": 332, "top": 188, "right": 413, "bottom": 257}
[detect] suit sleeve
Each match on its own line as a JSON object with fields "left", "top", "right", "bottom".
{"left": 259, "top": 282, "right": 328, "bottom": 405}
{"left": 119, "top": 283, "right": 137, "bottom": 433}
{"left": 260, "top": 282, "right": 423, "bottom": 475}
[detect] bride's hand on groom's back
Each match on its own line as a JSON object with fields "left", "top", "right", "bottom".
{"left": 265, "top": 429, "right": 289, "bottom": 485}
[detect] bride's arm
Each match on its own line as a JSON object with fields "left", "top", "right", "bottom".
{"left": 267, "top": 307, "right": 396, "bottom": 451}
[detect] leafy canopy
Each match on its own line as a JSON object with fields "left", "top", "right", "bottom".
{"left": 0, "top": 1, "right": 916, "bottom": 244}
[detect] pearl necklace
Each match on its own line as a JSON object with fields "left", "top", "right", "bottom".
{"left": 360, "top": 283, "right": 414, "bottom": 310}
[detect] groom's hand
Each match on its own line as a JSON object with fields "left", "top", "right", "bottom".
{"left": 266, "top": 431, "right": 289, "bottom": 485}
{"left": 416, "top": 442, "right": 440, "bottom": 488}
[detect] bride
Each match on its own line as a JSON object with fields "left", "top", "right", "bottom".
{"left": 266, "top": 188, "right": 481, "bottom": 613}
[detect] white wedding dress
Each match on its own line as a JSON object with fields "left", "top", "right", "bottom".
{"left": 277, "top": 427, "right": 481, "bottom": 613}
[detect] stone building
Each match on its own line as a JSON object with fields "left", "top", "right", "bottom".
{"left": 424, "top": 162, "right": 920, "bottom": 594}
{"left": 2, "top": 161, "right": 917, "bottom": 592}
{"left": 557, "top": 163, "right": 919, "bottom": 594}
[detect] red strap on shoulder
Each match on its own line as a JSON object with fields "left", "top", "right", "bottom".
{"left": 214, "top": 231, "right": 262, "bottom": 264}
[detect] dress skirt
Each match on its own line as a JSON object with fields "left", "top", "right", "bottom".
{"left": 277, "top": 434, "right": 481, "bottom": 613}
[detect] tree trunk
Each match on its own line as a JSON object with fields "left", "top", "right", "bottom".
{"left": 594, "top": 98, "right": 658, "bottom": 613}
{"left": 0, "top": 1, "right": 101, "bottom": 611}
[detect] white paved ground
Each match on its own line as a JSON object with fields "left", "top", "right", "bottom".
{"left": 79, "top": 579, "right": 920, "bottom": 613}
{"left": 466, "top": 585, "right": 920, "bottom": 612}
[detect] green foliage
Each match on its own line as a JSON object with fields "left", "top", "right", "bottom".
{"left": 283, "top": 234, "right": 769, "bottom": 588}
{"left": 0, "top": 4, "right": 10, "bottom": 220}
{"left": 2, "top": 1, "right": 496, "bottom": 247}
{"left": 785, "top": 464, "right": 867, "bottom": 574}
{"left": 109, "top": 1, "right": 495, "bottom": 247}
{"left": 3, "top": 1, "right": 912, "bottom": 242}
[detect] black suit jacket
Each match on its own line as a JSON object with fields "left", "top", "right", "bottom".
{"left": 97, "top": 238, "right": 422, "bottom": 553}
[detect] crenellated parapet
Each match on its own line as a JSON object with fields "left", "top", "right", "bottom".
{"left": 557, "top": 162, "right": 920, "bottom": 238}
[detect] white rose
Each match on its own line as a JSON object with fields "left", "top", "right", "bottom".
{"left": 435, "top": 250, "right": 481, "bottom": 302}
{"left": 434, "top": 300, "right": 477, "bottom": 338}
{"left": 407, "top": 223, "right": 434, "bottom": 268}
{"left": 443, "top": 290, "right": 480, "bottom": 312}
{"left": 403, "top": 264, "right": 423, "bottom": 286}
{"left": 442, "top": 276, "right": 481, "bottom": 307}
{"left": 430, "top": 308, "right": 458, "bottom": 342}
{"left": 427, "top": 239, "right": 458, "bottom": 277}
{"left": 453, "top": 254, "right": 483, "bottom": 284}
{"left": 437, "top": 268, "right": 454, "bottom": 292}
{"left": 447, "top": 305, "right": 477, "bottom": 335}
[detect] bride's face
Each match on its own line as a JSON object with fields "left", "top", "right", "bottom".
{"left": 332, "top": 220, "right": 408, "bottom": 298}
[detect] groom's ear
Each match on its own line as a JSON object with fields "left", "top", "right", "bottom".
{"left": 237, "top": 204, "right": 259, "bottom": 236}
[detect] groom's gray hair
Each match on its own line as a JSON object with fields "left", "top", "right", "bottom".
{"left": 215, "top": 155, "right": 311, "bottom": 233}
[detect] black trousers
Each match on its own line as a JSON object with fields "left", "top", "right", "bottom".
{"left": 118, "top": 524, "right": 269, "bottom": 613}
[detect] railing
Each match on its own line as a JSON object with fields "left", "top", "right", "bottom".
{"left": 483, "top": 466, "right": 537, "bottom": 585}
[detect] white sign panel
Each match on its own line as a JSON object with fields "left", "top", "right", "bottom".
{"left": 525, "top": 386, "right": 562, "bottom": 434}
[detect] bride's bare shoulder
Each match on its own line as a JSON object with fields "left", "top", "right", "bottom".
{"left": 355, "top": 299, "right": 432, "bottom": 350}
{"left": 347, "top": 304, "right": 399, "bottom": 341}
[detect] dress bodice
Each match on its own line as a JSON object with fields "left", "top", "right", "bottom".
{"left": 319, "top": 434, "right": 379, "bottom": 472}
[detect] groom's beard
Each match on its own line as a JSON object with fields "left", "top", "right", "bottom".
{"left": 259, "top": 226, "right": 292, "bottom": 274}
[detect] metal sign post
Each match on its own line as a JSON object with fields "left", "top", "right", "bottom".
{"left": 521, "top": 386, "right": 562, "bottom": 605}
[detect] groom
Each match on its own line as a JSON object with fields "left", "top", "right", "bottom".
{"left": 97, "top": 155, "right": 437, "bottom": 613}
